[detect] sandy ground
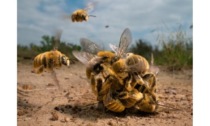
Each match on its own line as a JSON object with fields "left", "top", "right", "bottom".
{"left": 17, "top": 60, "right": 192, "bottom": 126}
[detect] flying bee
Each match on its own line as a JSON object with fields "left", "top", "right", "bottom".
{"left": 32, "top": 30, "right": 70, "bottom": 74}
{"left": 31, "top": 30, "right": 70, "bottom": 88}
{"left": 71, "top": 9, "right": 96, "bottom": 22}
{"left": 71, "top": 2, "right": 96, "bottom": 22}
{"left": 32, "top": 49, "right": 70, "bottom": 74}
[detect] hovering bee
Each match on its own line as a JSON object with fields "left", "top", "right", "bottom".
{"left": 105, "top": 25, "right": 109, "bottom": 28}
{"left": 32, "top": 49, "right": 70, "bottom": 74}
{"left": 71, "top": 2, "right": 96, "bottom": 22}
{"left": 31, "top": 30, "right": 70, "bottom": 89}
{"left": 32, "top": 30, "right": 70, "bottom": 74}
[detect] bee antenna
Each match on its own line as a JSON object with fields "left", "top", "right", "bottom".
{"left": 88, "top": 15, "right": 96, "bottom": 17}
{"left": 157, "top": 102, "right": 181, "bottom": 111}
{"left": 53, "top": 29, "right": 63, "bottom": 49}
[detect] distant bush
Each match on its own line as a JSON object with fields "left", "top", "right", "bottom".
{"left": 129, "top": 26, "right": 192, "bottom": 70}
{"left": 17, "top": 35, "right": 81, "bottom": 62}
{"left": 156, "top": 27, "right": 192, "bottom": 70}
{"left": 129, "top": 39, "right": 153, "bottom": 60}
{"left": 18, "top": 27, "right": 192, "bottom": 70}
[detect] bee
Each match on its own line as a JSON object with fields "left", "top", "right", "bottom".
{"left": 71, "top": 2, "right": 96, "bottom": 22}
{"left": 31, "top": 30, "right": 70, "bottom": 88}
{"left": 32, "top": 30, "right": 70, "bottom": 74}
{"left": 117, "top": 88, "right": 143, "bottom": 109}
{"left": 134, "top": 92, "right": 158, "bottom": 113}
{"left": 103, "top": 90, "right": 125, "bottom": 112}
{"left": 125, "top": 53, "right": 150, "bottom": 75}
{"left": 97, "top": 28, "right": 134, "bottom": 112}
{"left": 32, "top": 49, "right": 70, "bottom": 74}
{"left": 73, "top": 38, "right": 106, "bottom": 96}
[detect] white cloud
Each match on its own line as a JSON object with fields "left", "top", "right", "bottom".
{"left": 18, "top": 0, "right": 192, "bottom": 49}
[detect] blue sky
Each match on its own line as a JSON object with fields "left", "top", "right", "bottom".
{"left": 17, "top": 0, "right": 192, "bottom": 49}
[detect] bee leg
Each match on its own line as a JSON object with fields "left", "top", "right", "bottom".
{"left": 31, "top": 65, "right": 44, "bottom": 74}
{"left": 101, "top": 64, "right": 124, "bottom": 85}
{"left": 97, "top": 76, "right": 112, "bottom": 101}
{"left": 96, "top": 78, "right": 103, "bottom": 94}
{"left": 118, "top": 91, "right": 130, "bottom": 99}
{"left": 125, "top": 74, "right": 135, "bottom": 91}
{"left": 90, "top": 73, "right": 98, "bottom": 96}
{"left": 51, "top": 70, "right": 60, "bottom": 89}
{"left": 96, "top": 101, "right": 107, "bottom": 112}
{"left": 103, "top": 90, "right": 125, "bottom": 113}
{"left": 124, "top": 78, "right": 131, "bottom": 92}
{"left": 142, "top": 73, "right": 157, "bottom": 101}
{"left": 135, "top": 93, "right": 157, "bottom": 113}
{"left": 142, "top": 73, "right": 157, "bottom": 93}
{"left": 135, "top": 74, "right": 157, "bottom": 102}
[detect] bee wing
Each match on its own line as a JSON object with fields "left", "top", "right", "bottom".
{"left": 80, "top": 38, "right": 103, "bottom": 54}
{"left": 109, "top": 43, "right": 118, "bottom": 54}
{"left": 117, "top": 28, "right": 132, "bottom": 57}
{"left": 53, "top": 29, "right": 63, "bottom": 50}
{"left": 72, "top": 51, "right": 95, "bottom": 65}
{"left": 84, "top": 1, "right": 97, "bottom": 12}
{"left": 149, "top": 53, "right": 160, "bottom": 75}
{"left": 149, "top": 65, "right": 160, "bottom": 75}
{"left": 157, "top": 102, "right": 182, "bottom": 112}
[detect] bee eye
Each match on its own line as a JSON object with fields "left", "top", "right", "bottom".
{"left": 93, "top": 63, "right": 103, "bottom": 74}
{"left": 82, "top": 15, "right": 86, "bottom": 20}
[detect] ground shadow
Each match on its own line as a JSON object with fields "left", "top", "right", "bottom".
{"left": 54, "top": 102, "right": 158, "bottom": 121}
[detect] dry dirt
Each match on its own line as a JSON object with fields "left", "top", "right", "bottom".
{"left": 17, "top": 60, "right": 193, "bottom": 126}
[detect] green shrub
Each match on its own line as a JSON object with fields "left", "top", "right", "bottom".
{"left": 17, "top": 35, "right": 81, "bottom": 61}
{"left": 129, "top": 26, "right": 192, "bottom": 70}
{"left": 156, "top": 28, "right": 192, "bottom": 70}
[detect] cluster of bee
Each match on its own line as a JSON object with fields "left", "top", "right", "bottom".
{"left": 73, "top": 28, "right": 160, "bottom": 113}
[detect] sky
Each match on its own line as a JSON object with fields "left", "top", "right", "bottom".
{"left": 17, "top": 0, "right": 192, "bottom": 49}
